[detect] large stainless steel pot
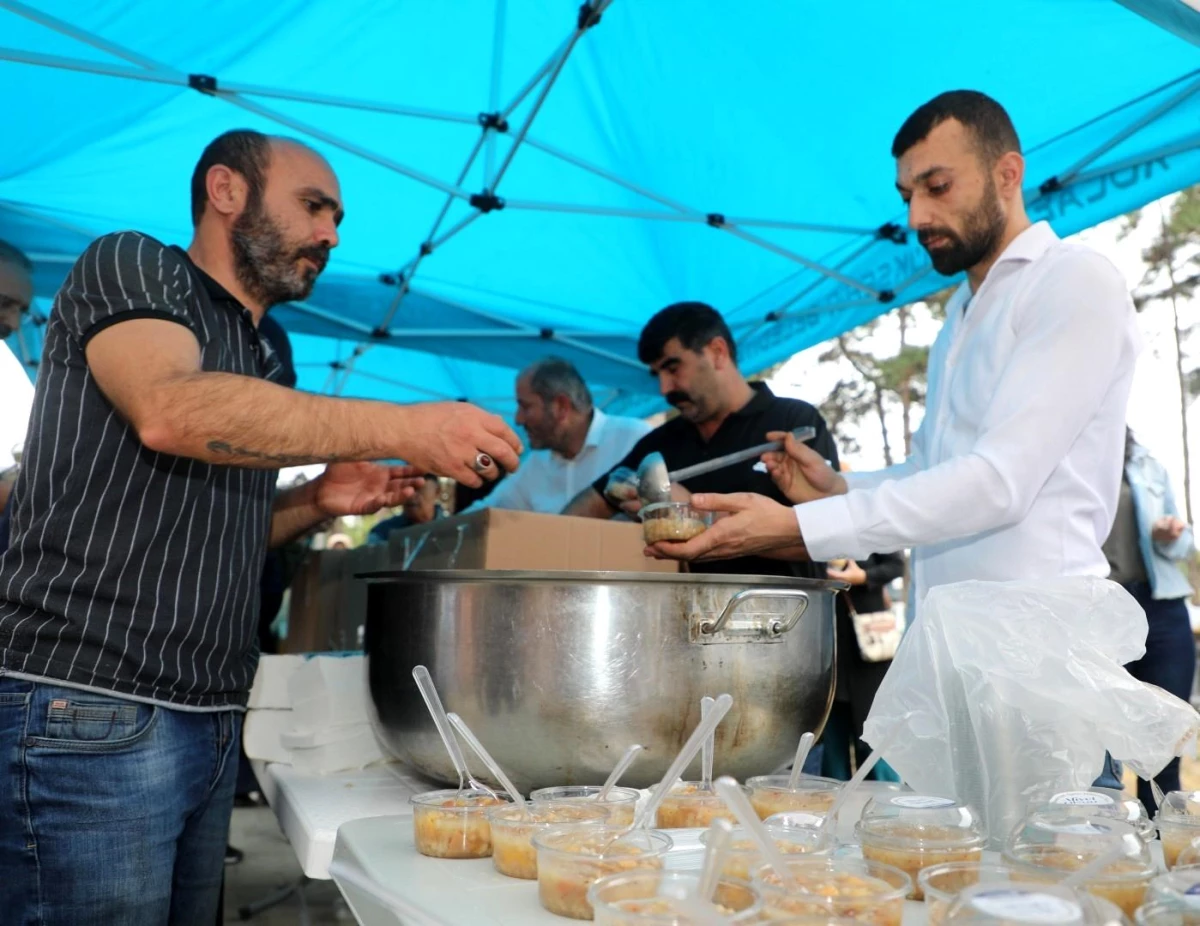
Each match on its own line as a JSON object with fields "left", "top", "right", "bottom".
{"left": 363, "top": 570, "right": 841, "bottom": 792}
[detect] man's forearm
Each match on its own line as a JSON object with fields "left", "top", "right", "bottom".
{"left": 140, "top": 371, "right": 404, "bottom": 467}
{"left": 562, "top": 487, "right": 616, "bottom": 519}
{"left": 269, "top": 481, "right": 327, "bottom": 548}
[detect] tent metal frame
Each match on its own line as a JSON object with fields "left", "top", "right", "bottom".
{"left": 2, "top": 0, "right": 1198, "bottom": 401}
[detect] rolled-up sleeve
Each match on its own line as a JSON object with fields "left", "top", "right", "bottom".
{"left": 797, "top": 251, "right": 1138, "bottom": 561}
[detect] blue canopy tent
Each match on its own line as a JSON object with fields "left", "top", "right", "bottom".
{"left": 2, "top": 0, "right": 1199, "bottom": 422}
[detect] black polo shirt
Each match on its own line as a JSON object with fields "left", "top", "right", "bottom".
{"left": 0, "top": 231, "right": 284, "bottom": 710}
{"left": 594, "top": 383, "right": 839, "bottom": 578}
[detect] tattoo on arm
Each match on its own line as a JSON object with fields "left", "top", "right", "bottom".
{"left": 206, "top": 440, "right": 342, "bottom": 467}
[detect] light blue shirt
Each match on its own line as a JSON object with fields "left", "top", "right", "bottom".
{"left": 1125, "top": 445, "right": 1195, "bottom": 600}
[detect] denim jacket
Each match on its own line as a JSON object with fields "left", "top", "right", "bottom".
{"left": 1126, "top": 446, "right": 1195, "bottom": 600}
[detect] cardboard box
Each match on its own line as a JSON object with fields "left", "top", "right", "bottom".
{"left": 385, "top": 509, "right": 679, "bottom": 573}
{"left": 282, "top": 511, "right": 675, "bottom": 653}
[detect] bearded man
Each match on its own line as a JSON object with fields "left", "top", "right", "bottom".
{"left": 0, "top": 129, "right": 522, "bottom": 925}
{"left": 648, "top": 90, "right": 1141, "bottom": 614}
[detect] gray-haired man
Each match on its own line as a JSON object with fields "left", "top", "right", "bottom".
{"left": 464, "top": 357, "right": 651, "bottom": 514}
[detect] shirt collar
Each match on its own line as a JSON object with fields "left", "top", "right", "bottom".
{"left": 992, "top": 221, "right": 1059, "bottom": 268}
{"left": 582, "top": 409, "right": 608, "bottom": 449}
{"left": 729, "top": 381, "right": 775, "bottom": 418}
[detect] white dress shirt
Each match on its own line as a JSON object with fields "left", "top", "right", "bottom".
{"left": 797, "top": 221, "right": 1141, "bottom": 608}
{"left": 464, "top": 409, "right": 652, "bottom": 515}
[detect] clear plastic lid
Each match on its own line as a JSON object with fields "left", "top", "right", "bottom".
{"left": 1026, "top": 788, "right": 1153, "bottom": 842}
{"left": 1002, "top": 813, "right": 1155, "bottom": 883}
{"left": 859, "top": 793, "right": 984, "bottom": 837}
{"left": 945, "top": 883, "right": 1127, "bottom": 926}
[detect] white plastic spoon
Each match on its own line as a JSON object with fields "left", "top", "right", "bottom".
{"left": 446, "top": 712, "right": 527, "bottom": 815}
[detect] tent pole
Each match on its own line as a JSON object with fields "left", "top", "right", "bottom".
{"left": 220, "top": 94, "right": 471, "bottom": 199}
{"left": 490, "top": 0, "right": 613, "bottom": 190}
{"left": 504, "top": 198, "right": 879, "bottom": 236}
{"left": 486, "top": 0, "right": 507, "bottom": 186}
{"left": 499, "top": 36, "right": 572, "bottom": 121}
{"left": 721, "top": 226, "right": 882, "bottom": 298}
{"left": 0, "top": 0, "right": 163, "bottom": 69}
{"left": 1049, "top": 74, "right": 1200, "bottom": 188}
{"left": 551, "top": 334, "right": 646, "bottom": 371}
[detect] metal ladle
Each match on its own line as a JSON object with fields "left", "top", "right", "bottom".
{"left": 635, "top": 426, "right": 817, "bottom": 506}
{"left": 412, "top": 665, "right": 497, "bottom": 799}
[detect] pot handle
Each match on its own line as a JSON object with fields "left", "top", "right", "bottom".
{"left": 702, "top": 588, "right": 810, "bottom": 637}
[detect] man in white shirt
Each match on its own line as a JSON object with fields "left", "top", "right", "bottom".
{"left": 648, "top": 89, "right": 1140, "bottom": 610}
{"left": 464, "top": 357, "right": 651, "bottom": 514}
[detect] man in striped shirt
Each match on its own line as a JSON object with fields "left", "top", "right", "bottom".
{"left": 0, "top": 129, "right": 523, "bottom": 926}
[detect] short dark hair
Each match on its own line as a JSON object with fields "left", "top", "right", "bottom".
{"left": 190, "top": 129, "right": 274, "bottom": 225}
{"left": 891, "top": 90, "right": 1021, "bottom": 166}
{"left": 0, "top": 240, "right": 33, "bottom": 272}
{"left": 638, "top": 301, "right": 737, "bottom": 365}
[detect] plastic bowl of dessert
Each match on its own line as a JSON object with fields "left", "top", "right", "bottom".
{"left": 751, "top": 856, "right": 911, "bottom": 926}
{"left": 486, "top": 802, "right": 608, "bottom": 880}
{"left": 747, "top": 775, "right": 842, "bottom": 820}
{"left": 641, "top": 502, "right": 712, "bottom": 545}
{"left": 855, "top": 794, "right": 987, "bottom": 900}
{"left": 698, "top": 823, "right": 832, "bottom": 882}
{"left": 531, "top": 823, "right": 673, "bottom": 920}
{"left": 1001, "top": 812, "right": 1156, "bottom": 917}
{"left": 530, "top": 784, "right": 642, "bottom": 828}
{"left": 655, "top": 781, "right": 748, "bottom": 829}
{"left": 409, "top": 789, "right": 513, "bottom": 859}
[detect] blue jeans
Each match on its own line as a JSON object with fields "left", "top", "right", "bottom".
{"left": 0, "top": 677, "right": 241, "bottom": 925}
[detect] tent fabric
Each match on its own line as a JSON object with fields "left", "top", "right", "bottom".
{"left": 2, "top": 1, "right": 1199, "bottom": 423}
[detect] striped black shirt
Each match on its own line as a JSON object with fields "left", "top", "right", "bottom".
{"left": 0, "top": 232, "right": 284, "bottom": 710}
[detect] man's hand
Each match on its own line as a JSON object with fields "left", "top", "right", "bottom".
{"left": 762, "top": 430, "right": 847, "bottom": 504}
{"left": 314, "top": 463, "right": 427, "bottom": 517}
{"left": 644, "top": 492, "right": 805, "bottom": 562}
{"left": 827, "top": 560, "right": 867, "bottom": 586}
{"left": 398, "top": 403, "right": 524, "bottom": 487}
{"left": 1152, "top": 515, "right": 1188, "bottom": 545}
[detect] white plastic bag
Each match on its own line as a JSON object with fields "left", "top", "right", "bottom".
{"left": 862, "top": 577, "right": 1199, "bottom": 847}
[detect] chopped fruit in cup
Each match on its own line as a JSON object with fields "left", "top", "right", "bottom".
{"left": 409, "top": 789, "right": 511, "bottom": 859}
{"left": 655, "top": 781, "right": 746, "bottom": 829}
{"left": 487, "top": 802, "right": 608, "bottom": 880}
{"left": 533, "top": 824, "right": 673, "bottom": 920}
{"left": 747, "top": 775, "right": 841, "bottom": 820}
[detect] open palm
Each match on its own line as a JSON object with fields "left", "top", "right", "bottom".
{"left": 315, "top": 462, "right": 425, "bottom": 517}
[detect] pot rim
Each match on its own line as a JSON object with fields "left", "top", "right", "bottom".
{"left": 357, "top": 568, "right": 849, "bottom": 590}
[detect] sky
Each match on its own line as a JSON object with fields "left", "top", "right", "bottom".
{"left": 2, "top": 194, "right": 1198, "bottom": 514}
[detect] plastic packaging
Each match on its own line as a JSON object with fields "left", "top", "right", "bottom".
{"left": 862, "top": 577, "right": 1199, "bottom": 847}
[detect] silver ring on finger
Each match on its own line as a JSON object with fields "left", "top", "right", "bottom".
{"left": 472, "top": 452, "right": 493, "bottom": 475}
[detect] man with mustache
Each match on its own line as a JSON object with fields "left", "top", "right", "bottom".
{"left": 0, "top": 129, "right": 522, "bottom": 925}
{"left": 648, "top": 92, "right": 1140, "bottom": 621}
{"left": 563, "top": 301, "right": 838, "bottom": 579}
